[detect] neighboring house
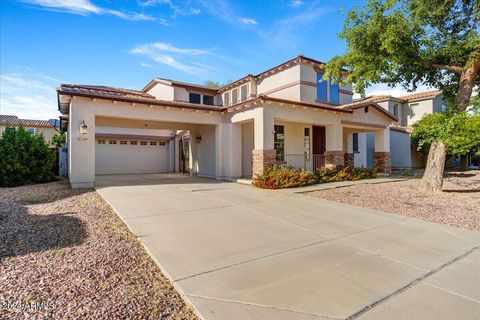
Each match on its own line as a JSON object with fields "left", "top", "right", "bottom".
{"left": 57, "top": 55, "right": 399, "bottom": 188}
{"left": 0, "top": 115, "right": 57, "bottom": 147}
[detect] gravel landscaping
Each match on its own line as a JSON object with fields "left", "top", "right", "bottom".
{"left": 307, "top": 171, "right": 480, "bottom": 231}
{"left": 0, "top": 180, "right": 198, "bottom": 320}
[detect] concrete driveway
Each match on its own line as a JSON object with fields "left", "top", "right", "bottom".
{"left": 96, "top": 174, "right": 480, "bottom": 320}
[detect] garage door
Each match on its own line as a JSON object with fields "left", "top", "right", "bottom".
{"left": 96, "top": 138, "right": 168, "bottom": 174}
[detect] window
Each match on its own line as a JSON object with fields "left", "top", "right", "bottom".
{"left": 140, "top": 141, "right": 148, "bottom": 145}
{"left": 5, "top": 127, "right": 15, "bottom": 133}
{"left": 409, "top": 103, "right": 418, "bottom": 118}
{"left": 316, "top": 72, "right": 327, "bottom": 101}
{"left": 441, "top": 103, "right": 447, "bottom": 112}
{"left": 28, "top": 128, "right": 36, "bottom": 135}
{"left": 224, "top": 92, "right": 230, "bottom": 106}
{"left": 189, "top": 93, "right": 201, "bottom": 104}
{"left": 274, "top": 125, "right": 285, "bottom": 161}
{"left": 158, "top": 141, "right": 166, "bottom": 146}
{"left": 109, "top": 140, "right": 116, "bottom": 144}
{"left": 203, "top": 95, "right": 214, "bottom": 105}
{"left": 232, "top": 89, "right": 238, "bottom": 104}
{"left": 304, "top": 128, "right": 311, "bottom": 161}
{"left": 329, "top": 80, "right": 339, "bottom": 104}
{"left": 130, "top": 141, "right": 137, "bottom": 145}
{"left": 120, "top": 140, "right": 127, "bottom": 145}
{"left": 150, "top": 141, "right": 157, "bottom": 146}
{"left": 353, "top": 133, "right": 359, "bottom": 153}
{"left": 393, "top": 104, "right": 399, "bottom": 117}
{"left": 240, "top": 85, "right": 249, "bottom": 102}
{"left": 97, "top": 140, "right": 106, "bottom": 144}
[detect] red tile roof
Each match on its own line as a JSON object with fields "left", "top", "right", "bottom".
{"left": 0, "top": 115, "right": 53, "bottom": 127}
{"left": 397, "top": 90, "right": 442, "bottom": 102}
{"left": 339, "top": 100, "right": 398, "bottom": 121}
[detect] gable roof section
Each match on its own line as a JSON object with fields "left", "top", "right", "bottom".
{"left": 0, "top": 115, "right": 53, "bottom": 127}
{"left": 397, "top": 90, "right": 442, "bottom": 102}
{"left": 340, "top": 100, "right": 398, "bottom": 122}
{"left": 142, "top": 78, "right": 218, "bottom": 95}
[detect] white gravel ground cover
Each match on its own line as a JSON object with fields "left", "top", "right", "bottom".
{"left": 0, "top": 180, "right": 197, "bottom": 320}
{"left": 308, "top": 172, "right": 480, "bottom": 231}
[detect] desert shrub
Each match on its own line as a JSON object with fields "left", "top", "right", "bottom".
{"left": 253, "top": 165, "right": 376, "bottom": 189}
{"left": 0, "top": 126, "right": 56, "bottom": 187}
{"left": 253, "top": 165, "right": 317, "bottom": 189}
{"left": 315, "top": 167, "right": 376, "bottom": 183}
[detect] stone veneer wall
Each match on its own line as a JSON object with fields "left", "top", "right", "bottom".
{"left": 344, "top": 153, "right": 354, "bottom": 168}
{"left": 324, "top": 151, "right": 345, "bottom": 169}
{"left": 252, "top": 149, "right": 276, "bottom": 177}
{"left": 374, "top": 152, "right": 392, "bottom": 174}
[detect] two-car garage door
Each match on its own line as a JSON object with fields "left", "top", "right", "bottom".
{"left": 96, "top": 138, "right": 168, "bottom": 175}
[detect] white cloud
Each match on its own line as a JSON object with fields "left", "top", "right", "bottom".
{"left": 239, "top": 18, "right": 257, "bottom": 25}
{"left": 140, "top": 0, "right": 201, "bottom": 17}
{"left": 20, "top": 0, "right": 167, "bottom": 24}
{"left": 290, "top": 0, "right": 303, "bottom": 8}
{"left": 0, "top": 71, "right": 63, "bottom": 120}
{"left": 130, "top": 42, "right": 212, "bottom": 74}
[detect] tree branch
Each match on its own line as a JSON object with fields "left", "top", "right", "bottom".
{"left": 430, "top": 64, "right": 464, "bottom": 74}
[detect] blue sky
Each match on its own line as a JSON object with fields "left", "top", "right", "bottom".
{"left": 0, "top": 0, "right": 418, "bottom": 119}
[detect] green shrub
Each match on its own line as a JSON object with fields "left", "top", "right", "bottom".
{"left": 0, "top": 126, "right": 56, "bottom": 187}
{"left": 253, "top": 165, "right": 376, "bottom": 189}
{"left": 253, "top": 165, "right": 317, "bottom": 189}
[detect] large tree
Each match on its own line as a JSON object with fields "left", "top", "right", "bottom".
{"left": 325, "top": 0, "right": 480, "bottom": 192}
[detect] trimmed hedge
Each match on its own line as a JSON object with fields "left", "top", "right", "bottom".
{"left": 0, "top": 126, "right": 56, "bottom": 187}
{"left": 253, "top": 165, "right": 376, "bottom": 189}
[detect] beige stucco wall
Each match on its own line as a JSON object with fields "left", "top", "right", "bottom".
{"left": 407, "top": 99, "right": 433, "bottom": 126}
{"left": 241, "top": 122, "right": 254, "bottom": 177}
{"left": 147, "top": 82, "right": 174, "bottom": 100}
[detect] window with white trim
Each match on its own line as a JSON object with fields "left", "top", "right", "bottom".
{"left": 224, "top": 92, "right": 230, "bottom": 106}
{"left": 232, "top": 88, "right": 238, "bottom": 104}
{"left": 240, "top": 85, "right": 249, "bottom": 102}
{"left": 28, "top": 128, "right": 36, "bottom": 135}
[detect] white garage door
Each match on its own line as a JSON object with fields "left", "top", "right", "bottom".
{"left": 96, "top": 139, "right": 168, "bottom": 175}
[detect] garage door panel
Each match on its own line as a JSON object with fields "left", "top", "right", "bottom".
{"left": 96, "top": 140, "right": 168, "bottom": 175}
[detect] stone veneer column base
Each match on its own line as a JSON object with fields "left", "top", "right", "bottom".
{"left": 374, "top": 152, "right": 392, "bottom": 174}
{"left": 344, "top": 153, "right": 354, "bottom": 168}
{"left": 324, "top": 151, "right": 345, "bottom": 169}
{"left": 252, "top": 149, "right": 276, "bottom": 177}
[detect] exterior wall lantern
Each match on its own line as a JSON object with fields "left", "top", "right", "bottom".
{"left": 80, "top": 120, "right": 88, "bottom": 135}
{"left": 196, "top": 135, "right": 202, "bottom": 143}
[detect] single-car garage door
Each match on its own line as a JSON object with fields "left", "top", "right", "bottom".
{"left": 96, "top": 138, "right": 168, "bottom": 174}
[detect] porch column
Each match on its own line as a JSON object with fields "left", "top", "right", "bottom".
{"left": 324, "top": 123, "right": 344, "bottom": 169}
{"left": 252, "top": 108, "right": 275, "bottom": 177}
{"left": 189, "top": 130, "right": 198, "bottom": 175}
{"left": 68, "top": 98, "right": 96, "bottom": 188}
{"left": 216, "top": 122, "right": 242, "bottom": 180}
{"left": 345, "top": 132, "right": 354, "bottom": 168}
{"left": 374, "top": 128, "right": 391, "bottom": 174}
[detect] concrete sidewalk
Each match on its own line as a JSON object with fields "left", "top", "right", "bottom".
{"left": 96, "top": 174, "right": 480, "bottom": 320}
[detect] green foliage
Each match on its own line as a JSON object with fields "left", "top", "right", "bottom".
{"left": 412, "top": 111, "right": 480, "bottom": 156}
{"left": 253, "top": 165, "right": 376, "bottom": 189}
{"left": 51, "top": 132, "right": 66, "bottom": 148}
{"left": 0, "top": 126, "right": 56, "bottom": 187}
{"left": 325, "top": 0, "right": 480, "bottom": 104}
{"left": 203, "top": 80, "right": 221, "bottom": 88}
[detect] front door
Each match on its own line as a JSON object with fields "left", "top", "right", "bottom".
{"left": 312, "top": 126, "right": 326, "bottom": 170}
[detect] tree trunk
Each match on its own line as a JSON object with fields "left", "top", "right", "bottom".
{"left": 456, "top": 53, "right": 480, "bottom": 111}
{"left": 418, "top": 141, "right": 447, "bottom": 193}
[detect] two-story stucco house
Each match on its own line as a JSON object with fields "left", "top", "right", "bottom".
{"left": 0, "top": 115, "right": 57, "bottom": 147}
{"left": 57, "top": 55, "right": 399, "bottom": 188}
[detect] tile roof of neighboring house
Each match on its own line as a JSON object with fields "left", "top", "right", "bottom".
{"left": 339, "top": 100, "right": 398, "bottom": 121}
{"left": 397, "top": 89, "right": 443, "bottom": 102}
{"left": 0, "top": 115, "right": 53, "bottom": 127}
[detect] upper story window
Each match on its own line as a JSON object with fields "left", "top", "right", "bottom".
{"left": 5, "top": 127, "right": 15, "bottom": 133}
{"left": 232, "top": 89, "right": 238, "bottom": 105}
{"left": 189, "top": 93, "right": 201, "bottom": 104}
{"left": 240, "top": 85, "right": 249, "bottom": 102}
{"left": 441, "top": 103, "right": 447, "bottom": 112}
{"left": 393, "top": 104, "right": 399, "bottom": 117}
{"left": 224, "top": 92, "right": 230, "bottom": 106}
{"left": 316, "top": 72, "right": 339, "bottom": 104}
{"left": 203, "top": 95, "right": 214, "bottom": 105}
{"left": 28, "top": 128, "right": 36, "bottom": 135}
{"left": 409, "top": 103, "right": 418, "bottom": 118}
